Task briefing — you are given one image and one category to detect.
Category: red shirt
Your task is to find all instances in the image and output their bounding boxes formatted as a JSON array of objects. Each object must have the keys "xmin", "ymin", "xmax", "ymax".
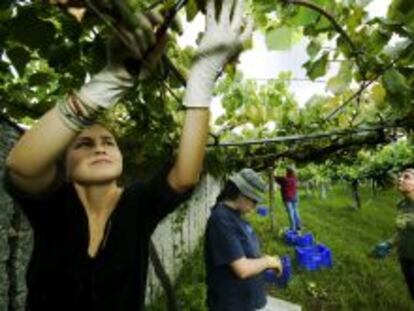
[{"xmin": 274, "ymin": 175, "xmax": 298, "ymax": 202}]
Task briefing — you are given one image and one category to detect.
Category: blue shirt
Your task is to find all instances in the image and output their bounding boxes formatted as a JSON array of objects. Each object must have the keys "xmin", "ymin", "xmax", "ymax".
[{"xmin": 204, "ymin": 203, "xmax": 266, "ymax": 311}]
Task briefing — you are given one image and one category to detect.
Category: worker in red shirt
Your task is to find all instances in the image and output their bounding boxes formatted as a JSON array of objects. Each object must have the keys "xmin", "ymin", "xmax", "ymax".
[{"xmin": 275, "ymin": 167, "xmax": 301, "ymax": 232}]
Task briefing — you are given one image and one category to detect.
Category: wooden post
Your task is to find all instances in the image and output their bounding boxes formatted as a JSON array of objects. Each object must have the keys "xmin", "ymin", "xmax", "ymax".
[
  {"xmin": 267, "ymin": 167, "xmax": 276, "ymax": 231},
  {"xmin": 351, "ymin": 179, "xmax": 361, "ymax": 209}
]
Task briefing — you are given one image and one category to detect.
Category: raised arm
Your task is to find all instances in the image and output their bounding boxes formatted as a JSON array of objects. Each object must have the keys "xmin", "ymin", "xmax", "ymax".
[
  {"xmin": 6, "ymin": 9, "xmax": 166, "ymax": 195},
  {"xmin": 167, "ymin": 0, "xmax": 253, "ymax": 192},
  {"xmin": 168, "ymin": 109, "xmax": 210, "ymax": 193},
  {"xmin": 5, "ymin": 108, "xmax": 79, "ymax": 195}
]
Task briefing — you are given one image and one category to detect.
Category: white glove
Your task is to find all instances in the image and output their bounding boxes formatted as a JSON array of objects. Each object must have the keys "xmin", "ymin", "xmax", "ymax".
[
  {"xmin": 183, "ymin": 0, "xmax": 253, "ymax": 108},
  {"xmin": 75, "ymin": 66, "xmax": 133, "ymax": 111},
  {"xmin": 57, "ymin": 8, "xmax": 166, "ymax": 131},
  {"xmin": 77, "ymin": 8, "xmax": 166, "ymax": 110}
]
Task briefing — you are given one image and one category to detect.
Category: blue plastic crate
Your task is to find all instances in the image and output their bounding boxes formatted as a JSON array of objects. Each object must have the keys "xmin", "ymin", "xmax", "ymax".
[
  {"xmin": 257, "ymin": 206, "xmax": 268, "ymax": 216},
  {"xmin": 284, "ymin": 230, "xmax": 314, "ymax": 247},
  {"xmin": 264, "ymin": 269, "xmax": 277, "ymax": 283},
  {"xmin": 276, "ymin": 256, "xmax": 292, "ymax": 287},
  {"xmin": 372, "ymin": 241, "xmax": 392, "ymax": 258},
  {"xmin": 296, "ymin": 233, "xmax": 314, "ymax": 247},
  {"xmin": 318, "ymin": 244, "xmax": 333, "ymax": 268},
  {"xmin": 284, "ymin": 230, "xmax": 298, "ymax": 245},
  {"xmin": 295, "ymin": 244, "xmax": 333, "ymax": 270},
  {"xmin": 263, "ymin": 255, "xmax": 292, "ymax": 288}
]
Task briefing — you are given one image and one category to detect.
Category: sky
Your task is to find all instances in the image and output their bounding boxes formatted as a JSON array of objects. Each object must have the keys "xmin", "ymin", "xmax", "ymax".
[{"xmin": 177, "ymin": 0, "xmax": 391, "ymax": 119}]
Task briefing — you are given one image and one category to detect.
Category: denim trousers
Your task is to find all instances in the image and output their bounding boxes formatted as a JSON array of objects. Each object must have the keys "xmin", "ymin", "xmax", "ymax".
[{"xmin": 285, "ymin": 199, "xmax": 301, "ymax": 231}]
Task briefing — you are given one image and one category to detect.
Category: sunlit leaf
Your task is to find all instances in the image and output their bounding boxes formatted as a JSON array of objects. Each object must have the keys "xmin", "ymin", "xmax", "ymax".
[
  {"xmin": 347, "ymin": 6, "xmax": 365, "ymax": 30},
  {"xmin": 265, "ymin": 26, "xmax": 302, "ymax": 51},
  {"xmin": 388, "ymin": 0, "xmax": 414, "ymax": 33},
  {"xmin": 290, "ymin": 7, "xmax": 319, "ymax": 27},
  {"xmin": 365, "ymin": 28, "xmax": 391, "ymax": 55},
  {"xmin": 306, "ymin": 40, "xmax": 322, "ymax": 60},
  {"xmin": 370, "ymin": 83, "xmax": 386, "ymax": 107},
  {"xmin": 326, "ymin": 62, "xmax": 352, "ymax": 94},
  {"xmin": 382, "ymin": 68, "xmax": 409, "ymax": 94},
  {"xmin": 185, "ymin": 0, "xmax": 198, "ymax": 21},
  {"xmin": 337, "ymin": 36, "xmax": 353, "ymax": 58},
  {"xmin": 303, "ymin": 52, "xmax": 329, "ymax": 80}
]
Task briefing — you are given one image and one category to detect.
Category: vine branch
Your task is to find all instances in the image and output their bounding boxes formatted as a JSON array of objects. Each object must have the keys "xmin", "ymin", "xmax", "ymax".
[
  {"xmin": 149, "ymin": 240, "xmax": 179, "ymax": 311},
  {"xmin": 84, "ymin": 0, "xmax": 188, "ymax": 104},
  {"xmin": 286, "ymin": 0, "xmax": 357, "ymax": 53},
  {"xmin": 207, "ymin": 119, "xmax": 408, "ymax": 148},
  {"xmin": 285, "ymin": 0, "xmax": 365, "ymax": 79},
  {"xmin": 249, "ymin": 130, "xmax": 389, "ymax": 170},
  {"xmin": 325, "ymin": 42, "xmax": 414, "ymax": 121}
]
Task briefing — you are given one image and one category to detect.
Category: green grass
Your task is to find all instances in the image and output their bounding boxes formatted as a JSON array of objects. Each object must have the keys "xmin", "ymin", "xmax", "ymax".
[{"xmin": 148, "ymin": 185, "xmax": 413, "ymax": 311}]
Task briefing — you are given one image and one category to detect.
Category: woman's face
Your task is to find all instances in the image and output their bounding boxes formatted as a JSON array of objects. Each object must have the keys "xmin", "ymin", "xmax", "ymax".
[
  {"xmin": 65, "ymin": 124, "xmax": 123, "ymax": 184},
  {"xmin": 237, "ymin": 195, "xmax": 257, "ymax": 214},
  {"xmin": 397, "ymin": 169, "xmax": 414, "ymax": 195}
]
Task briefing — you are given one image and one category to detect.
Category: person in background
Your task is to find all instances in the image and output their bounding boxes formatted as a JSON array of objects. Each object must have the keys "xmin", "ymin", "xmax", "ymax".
[
  {"xmin": 3, "ymin": 0, "xmax": 253, "ymax": 310},
  {"xmin": 274, "ymin": 166, "xmax": 301, "ymax": 232},
  {"xmin": 204, "ymin": 168, "xmax": 283, "ymax": 311},
  {"xmin": 375, "ymin": 168, "xmax": 414, "ymax": 301}
]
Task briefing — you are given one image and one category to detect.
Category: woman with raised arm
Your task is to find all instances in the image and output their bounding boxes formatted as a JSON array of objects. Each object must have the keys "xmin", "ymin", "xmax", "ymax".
[{"xmin": 4, "ymin": 0, "xmax": 252, "ymax": 310}]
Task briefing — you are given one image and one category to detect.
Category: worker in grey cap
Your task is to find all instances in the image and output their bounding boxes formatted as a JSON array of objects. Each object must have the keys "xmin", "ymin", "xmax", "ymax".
[{"xmin": 204, "ymin": 168, "xmax": 283, "ymax": 311}]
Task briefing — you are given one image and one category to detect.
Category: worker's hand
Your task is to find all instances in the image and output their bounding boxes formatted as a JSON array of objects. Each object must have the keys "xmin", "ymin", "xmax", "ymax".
[
  {"xmin": 106, "ymin": 21, "xmax": 167, "ymax": 79},
  {"xmin": 265, "ymin": 255, "xmax": 282, "ymax": 276},
  {"xmin": 76, "ymin": 7, "xmax": 167, "ymax": 106},
  {"xmin": 403, "ymin": 213, "xmax": 414, "ymax": 229},
  {"xmin": 395, "ymin": 213, "xmax": 414, "ymax": 230},
  {"xmin": 183, "ymin": 0, "xmax": 253, "ymax": 108},
  {"xmin": 108, "ymin": 1, "xmax": 183, "ymax": 78},
  {"xmin": 57, "ymin": 6, "xmax": 169, "ymax": 131}
]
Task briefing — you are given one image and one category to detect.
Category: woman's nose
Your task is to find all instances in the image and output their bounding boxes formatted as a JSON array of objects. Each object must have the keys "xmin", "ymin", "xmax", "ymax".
[{"xmin": 94, "ymin": 144, "xmax": 107, "ymax": 154}]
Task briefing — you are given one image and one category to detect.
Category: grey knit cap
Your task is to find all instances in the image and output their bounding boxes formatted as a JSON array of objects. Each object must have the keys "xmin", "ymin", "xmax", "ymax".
[{"xmin": 229, "ymin": 168, "xmax": 266, "ymax": 202}]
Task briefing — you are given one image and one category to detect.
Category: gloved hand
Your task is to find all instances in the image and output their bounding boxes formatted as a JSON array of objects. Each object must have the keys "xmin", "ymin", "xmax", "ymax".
[
  {"xmin": 275, "ymin": 255, "xmax": 291, "ymax": 287},
  {"xmin": 395, "ymin": 213, "xmax": 414, "ymax": 230},
  {"xmin": 77, "ymin": 7, "xmax": 166, "ymax": 107},
  {"xmin": 264, "ymin": 255, "xmax": 291, "ymax": 288},
  {"xmin": 57, "ymin": 7, "xmax": 167, "ymax": 131},
  {"xmin": 183, "ymin": 0, "xmax": 253, "ymax": 108},
  {"xmin": 372, "ymin": 241, "xmax": 392, "ymax": 258},
  {"xmin": 265, "ymin": 255, "xmax": 282, "ymax": 276}
]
